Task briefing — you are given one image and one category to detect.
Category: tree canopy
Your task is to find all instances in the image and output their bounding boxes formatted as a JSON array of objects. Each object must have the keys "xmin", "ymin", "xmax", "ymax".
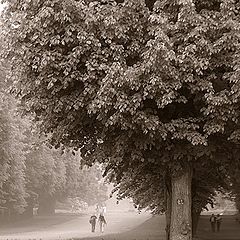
[
  {"xmin": 3, "ymin": 0, "xmax": 240, "ymax": 165},
  {"xmin": 2, "ymin": 0, "xmax": 240, "ymax": 238}
]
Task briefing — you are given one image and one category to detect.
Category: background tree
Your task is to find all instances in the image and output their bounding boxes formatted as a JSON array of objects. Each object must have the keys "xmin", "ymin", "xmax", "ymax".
[
  {"xmin": 65, "ymin": 161, "xmax": 108, "ymax": 206},
  {"xmin": 0, "ymin": 106, "xmax": 27, "ymax": 219},
  {"xmin": 0, "ymin": 59, "xmax": 107, "ymax": 219},
  {"xmin": 0, "ymin": 61, "xmax": 27, "ymax": 219},
  {"xmin": 25, "ymin": 140, "xmax": 108, "ymax": 215}
]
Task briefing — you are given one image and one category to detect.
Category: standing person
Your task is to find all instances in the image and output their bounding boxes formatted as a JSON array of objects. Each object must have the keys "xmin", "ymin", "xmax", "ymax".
[
  {"xmin": 89, "ymin": 214, "xmax": 97, "ymax": 232},
  {"xmin": 210, "ymin": 214, "xmax": 216, "ymax": 232},
  {"xmin": 216, "ymin": 214, "xmax": 222, "ymax": 232},
  {"xmin": 99, "ymin": 214, "xmax": 107, "ymax": 233},
  {"xmin": 96, "ymin": 203, "xmax": 100, "ymax": 214},
  {"xmin": 102, "ymin": 203, "xmax": 107, "ymax": 215}
]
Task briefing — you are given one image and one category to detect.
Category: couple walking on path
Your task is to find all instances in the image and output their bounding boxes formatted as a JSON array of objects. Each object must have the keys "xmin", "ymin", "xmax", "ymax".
[
  {"xmin": 89, "ymin": 214, "xmax": 107, "ymax": 233},
  {"xmin": 210, "ymin": 214, "xmax": 222, "ymax": 232}
]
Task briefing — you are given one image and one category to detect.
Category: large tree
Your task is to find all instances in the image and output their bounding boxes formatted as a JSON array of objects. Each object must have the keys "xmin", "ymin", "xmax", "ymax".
[{"xmin": 2, "ymin": 0, "xmax": 240, "ymax": 239}]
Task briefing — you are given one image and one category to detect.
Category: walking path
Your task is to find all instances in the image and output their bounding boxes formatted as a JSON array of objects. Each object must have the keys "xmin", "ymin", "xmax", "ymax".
[
  {"xmin": 76, "ymin": 214, "xmax": 240, "ymax": 240},
  {"xmin": 0, "ymin": 212, "xmax": 150, "ymax": 240},
  {"xmin": 0, "ymin": 213, "xmax": 239, "ymax": 240}
]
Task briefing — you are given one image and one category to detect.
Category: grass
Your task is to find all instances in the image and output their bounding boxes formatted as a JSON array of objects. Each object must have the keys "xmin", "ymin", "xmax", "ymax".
[
  {"xmin": 196, "ymin": 215, "xmax": 240, "ymax": 240},
  {"xmin": 0, "ymin": 214, "xmax": 77, "ymax": 235}
]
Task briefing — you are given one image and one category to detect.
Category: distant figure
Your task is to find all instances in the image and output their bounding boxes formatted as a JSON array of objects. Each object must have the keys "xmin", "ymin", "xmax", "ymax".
[
  {"xmin": 216, "ymin": 214, "xmax": 222, "ymax": 232},
  {"xmin": 96, "ymin": 203, "xmax": 103, "ymax": 215},
  {"xmin": 102, "ymin": 204, "xmax": 107, "ymax": 215},
  {"xmin": 96, "ymin": 202, "xmax": 106, "ymax": 216},
  {"xmin": 210, "ymin": 214, "xmax": 216, "ymax": 232},
  {"xmin": 99, "ymin": 214, "xmax": 107, "ymax": 233},
  {"xmin": 89, "ymin": 214, "xmax": 97, "ymax": 232},
  {"xmin": 96, "ymin": 203, "xmax": 101, "ymax": 213}
]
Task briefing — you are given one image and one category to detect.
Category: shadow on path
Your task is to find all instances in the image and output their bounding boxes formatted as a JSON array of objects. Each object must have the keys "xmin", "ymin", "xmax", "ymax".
[{"xmin": 196, "ymin": 215, "xmax": 240, "ymax": 240}]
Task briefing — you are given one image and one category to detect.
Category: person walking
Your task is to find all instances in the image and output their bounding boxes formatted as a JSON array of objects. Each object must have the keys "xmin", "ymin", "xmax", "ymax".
[
  {"xmin": 216, "ymin": 214, "xmax": 222, "ymax": 232},
  {"xmin": 210, "ymin": 214, "xmax": 216, "ymax": 232},
  {"xmin": 99, "ymin": 214, "xmax": 107, "ymax": 233},
  {"xmin": 89, "ymin": 214, "xmax": 97, "ymax": 232}
]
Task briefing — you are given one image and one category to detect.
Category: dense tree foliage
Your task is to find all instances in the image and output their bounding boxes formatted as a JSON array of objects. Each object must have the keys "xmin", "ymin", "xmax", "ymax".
[{"xmin": 2, "ymin": 0, "xmax": 240, "ymax": 239}]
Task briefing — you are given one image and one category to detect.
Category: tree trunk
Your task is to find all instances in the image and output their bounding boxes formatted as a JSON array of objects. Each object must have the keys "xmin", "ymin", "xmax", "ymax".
[
  {"xmin": 22, "ymin": 205, "xmax": 34, "ymax": 218},
  {"xmin": 37, "ymin": 195, "xmax": 56, "ymax": 215},
  {"xmin": 22, "ymin": 197, "xmax": 35, "ymax": 218},
  {"xmin": 192, "ymin": 210, "xmax": 201, "ymax": 237},
  {"xmin": 165, "ymin": 175, "xmax": 172, "ymax": 240},
  {"xmin": 170, "ymin": 167, "xmax": 192, "ymax": 240}
]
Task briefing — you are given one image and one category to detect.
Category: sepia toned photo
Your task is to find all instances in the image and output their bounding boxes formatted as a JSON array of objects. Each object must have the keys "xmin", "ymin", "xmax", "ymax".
[{"xmin": 0, "ymin": 1, "xmax": 240, "ymax": 240}]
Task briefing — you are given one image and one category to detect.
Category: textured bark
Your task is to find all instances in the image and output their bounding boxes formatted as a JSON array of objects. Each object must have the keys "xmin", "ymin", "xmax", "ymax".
[
  {"xmin": 165, "ymin": 175, "xmax": 172, "ymax": 240},
  {"xmin": 192, "ymin": 210, "xmax": 201, "ymax": 236},
  {"xmin": 170, "ymin": 167, "xmax": 192, "ymax": 240}
]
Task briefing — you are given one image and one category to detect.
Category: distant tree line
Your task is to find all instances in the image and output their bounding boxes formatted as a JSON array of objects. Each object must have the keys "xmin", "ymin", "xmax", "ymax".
[{"xmin": 0, "ymin": 66, "xmax": 107, "ymax": 221}]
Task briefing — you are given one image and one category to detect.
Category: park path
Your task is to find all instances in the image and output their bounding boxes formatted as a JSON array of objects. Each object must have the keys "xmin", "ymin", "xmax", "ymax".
[{"xmin": 0, "ymin": 211, "xmax": 151, "ymax": 240}]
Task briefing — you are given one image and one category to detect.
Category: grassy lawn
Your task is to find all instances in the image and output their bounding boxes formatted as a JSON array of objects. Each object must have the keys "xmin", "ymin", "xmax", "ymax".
[{"xmin": 0, "ymin": 214, "xmax": 77, "ymax": 235}]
